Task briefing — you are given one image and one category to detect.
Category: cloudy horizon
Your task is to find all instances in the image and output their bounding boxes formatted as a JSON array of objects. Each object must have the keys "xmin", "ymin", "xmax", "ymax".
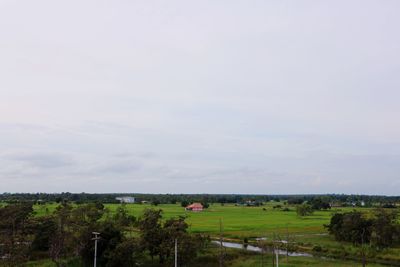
[{"xmin": 1, "ymin": 1, "xmax": 400, "ymax": 194}]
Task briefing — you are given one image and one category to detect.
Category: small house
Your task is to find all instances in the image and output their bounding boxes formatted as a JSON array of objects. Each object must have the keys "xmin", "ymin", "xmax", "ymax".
[{"xmin": 185, "ymin": 203, "xmax": 203, "ymax": 212}]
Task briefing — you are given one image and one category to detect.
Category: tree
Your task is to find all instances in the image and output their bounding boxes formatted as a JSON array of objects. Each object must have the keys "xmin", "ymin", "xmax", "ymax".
[
  {"xmin": 49, "ymin": 202, "xmax": 73, "ymax": 267},
  {"xmin": 325, "ymin": 211, "xmax": 372, "ymax": 245},
  {"xmin": 66, "ymin": 202, "xmax": 126, "ymax": 267},
  {"xmin": 370, "ymin": 209, "xmax": 400, "ymax": 248},
  {"xmin": 0, "ymin": 201, "xmax": 209, "ymax": 267},
  {"xmin": 151, "ymin": 200, "xmax": 160, "ymax": 206},
  {"xmin": 296, "ymin": 204, "xmax": 314, "ymax": 217},
  {"xmin": 325, "ymin": 210, "xmax": 388, "ymax": 267},
  {"xmin": 138, "ymin": 209, "xmax": 209, "ymax": 265},
  {"xmin": 158, "ymin": 215, "xmax": 208, "ymax": 265},
  {"xmin": 104, "ymin": 237, "xmax": 143, "ymax": 267},
  {"xmin": 175, "ymin": 233, "xmax": 208, "ymax": 266},
  {"xmin": 112, "ymin": 204, "xmax": 136, "ymax": 228},
  {"xmin": 309, "ymin": 197, "xmax": 331, "ymax": 210},
  {"xmin": 79, "ymin": 221, "xmax": 124, "ymax": 267},
  {"xmin": 138, "ymin": 209, "xmax": 163, "ymax": 261},
  {"xmin": 0, "ymin": 203, "xmax": 33, "ymax": 266},
  {"xmin": 160, "ymin": 216, "xmax": 189, "ymax": 263},
  {"xmin": 181, "ymin": 200, "xmax": 189, "ymax": 207},
  {"xmin": 326, "ymin": 209, "xmax": 400, "ymax": 249},
  {"xmin": 201, "ymin": 202, "xmax": 210, "ymax": 209},
  {"xmin": 31, "ymin": 216, "xmax": 57, "ymax": 252}
]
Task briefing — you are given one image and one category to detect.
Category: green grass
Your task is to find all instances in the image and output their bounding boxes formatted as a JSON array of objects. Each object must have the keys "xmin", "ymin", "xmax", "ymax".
[
  {"xmin": 99, "ymin": 203, "xmax": 359, "ymax": 238},
  {"xmin": 32, "ymin": 203, "xmax": 372, "ymax": 240}
]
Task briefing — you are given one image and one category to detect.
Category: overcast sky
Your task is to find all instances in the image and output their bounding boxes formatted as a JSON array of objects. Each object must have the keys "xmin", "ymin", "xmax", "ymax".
[{"xmin": 1, "ymin": 1, "xmax": 399, "ymax": 194}]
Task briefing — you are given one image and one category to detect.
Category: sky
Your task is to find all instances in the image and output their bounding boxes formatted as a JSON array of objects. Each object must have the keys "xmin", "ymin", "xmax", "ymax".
[{"xmin": 0, "ymin": 1, "xmax": 399, "ymax": 194}]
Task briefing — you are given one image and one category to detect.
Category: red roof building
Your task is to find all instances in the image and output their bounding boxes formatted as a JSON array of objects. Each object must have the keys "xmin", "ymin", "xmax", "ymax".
[{"xmin": 185, "ymin": 203, "xmax": 203, "ymax": 212}]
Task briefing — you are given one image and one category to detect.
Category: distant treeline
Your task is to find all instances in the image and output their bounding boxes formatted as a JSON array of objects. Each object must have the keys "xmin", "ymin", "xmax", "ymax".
[{"xmin": 1, "ymin": 193, "xmax": 399, "ymax": 206}]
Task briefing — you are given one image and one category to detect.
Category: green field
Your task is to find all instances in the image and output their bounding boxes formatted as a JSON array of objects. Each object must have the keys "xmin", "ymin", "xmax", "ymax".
[{"xmin": 34, "ymin": 202, "xmax": 346, "ymax": 237}]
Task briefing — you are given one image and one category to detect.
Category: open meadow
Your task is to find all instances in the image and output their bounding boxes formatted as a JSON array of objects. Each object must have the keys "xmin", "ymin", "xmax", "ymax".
[{"xmin": 34, "ymin": 202, "xmax": 344, "ymax": 237}]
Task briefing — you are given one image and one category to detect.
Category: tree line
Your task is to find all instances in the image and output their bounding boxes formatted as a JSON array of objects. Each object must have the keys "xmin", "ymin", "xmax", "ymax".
[{"xmin": 1, "ymin": 193, "xmax": 399, "ymax": 207}]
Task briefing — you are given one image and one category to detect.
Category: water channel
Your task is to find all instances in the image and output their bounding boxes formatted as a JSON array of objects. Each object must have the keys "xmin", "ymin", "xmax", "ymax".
[{"xmin": 212, "ymin": 241, "xmax": 313, "ymax": 257}]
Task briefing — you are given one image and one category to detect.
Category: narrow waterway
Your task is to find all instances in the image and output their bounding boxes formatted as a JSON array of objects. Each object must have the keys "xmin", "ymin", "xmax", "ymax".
[{"xmin": 211, "ymin": 241, "xmax": 313, "ymax": 257}]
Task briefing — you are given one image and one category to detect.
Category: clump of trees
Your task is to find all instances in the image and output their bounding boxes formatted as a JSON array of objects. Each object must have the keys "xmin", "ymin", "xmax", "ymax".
[
  {"xmin": 0, "ymin": 203, "xmax": 33, "ymax": 266},
  {"xmin": 33, "ymin": 202, "xmax": 134, "ymax": 267},
  {"xmin": 139, "ymin": 209, "xmax": 208, "ymax": 265},
  {"xmin": 294, "ymin": 197, "xmax": 331, "ymax": 217},
  {"xmin": 326, "ymin": 209, "xmax": 400, "ymax": 249},
  {"xmin": 296, "ymin": 203, "xmax": 314, "ymax": 217},
  {"xmin": 309, "ymin": 197, "xmax": 331, "ymax": 210},
  {"xmin": 0, "ymin": 202, "xmax": 209, "ymax": 267}
]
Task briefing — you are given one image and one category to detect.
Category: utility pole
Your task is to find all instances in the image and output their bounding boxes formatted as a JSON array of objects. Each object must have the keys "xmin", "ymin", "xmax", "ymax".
[
  {"xmin": 273, "ymin": 232, "xmax": 279, "ymax": 267},
  {"xmin": 276, "ymin": 249, "xmax": 279, "ymax": 267},
  {"xmin": 92, "ymin": 232, "xmax": 100, "ymax": 267},
  {"xmin": 276, "ymin": 232, "xmax": 280, "ymax": 267},
  {"xmin": 286, "ymin": 224, "xmax": 289, "ymax": 263},
  {"xmin": 272, "ymin": 233, "xmax": 275, "ymax": 267},
  {"xmin": 219, "ymin": 218, "xmax": 224, "ymax": 267},
  {"xmin": 361, "ymin": 229, "xmax": 366, "ymax": 267},
  {"xmin": 272, "ymin": 247, "xmax": 275, "ymax": 266},
  {"xmin": 175, "ymin": 238, "xmax": 178, "ymax": 267}
]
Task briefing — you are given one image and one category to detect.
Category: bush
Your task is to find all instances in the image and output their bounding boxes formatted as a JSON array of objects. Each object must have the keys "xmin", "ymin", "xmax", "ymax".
[
  {"xmin": 296, "ymin": 204, "xmax": 314, "ymax": 217},
  {"xmin": 312, "ymin": 245, "xmax": 322, "ymax": 252}
]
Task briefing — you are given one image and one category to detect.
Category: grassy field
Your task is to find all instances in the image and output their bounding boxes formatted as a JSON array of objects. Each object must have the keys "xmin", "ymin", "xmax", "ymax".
[
  {"xmin": 32, "ymin": 202, "xmax": 373, "ymax": 247},
  {"xmin": 34, "ymin": 202, "xmax": 354, "ymax": 238}
]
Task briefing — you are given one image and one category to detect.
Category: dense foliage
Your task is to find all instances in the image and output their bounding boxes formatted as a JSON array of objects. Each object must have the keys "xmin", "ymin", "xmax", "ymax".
[
  {"xmin": 326, "ymin": 209, "xmax": 400, "ymax": 248},
  {"xmin": 0, "ymin": 202, "xmax": 208, "ymax": 267},
  {"xmin": 0, "ymin": 203, "xmax": 33, "ymax": 266}
]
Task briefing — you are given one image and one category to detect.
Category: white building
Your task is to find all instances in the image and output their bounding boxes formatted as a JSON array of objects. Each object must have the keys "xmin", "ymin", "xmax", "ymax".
[{"xmin": 116, "ymin": 196, "xmax": 135, "ymax": 203}]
